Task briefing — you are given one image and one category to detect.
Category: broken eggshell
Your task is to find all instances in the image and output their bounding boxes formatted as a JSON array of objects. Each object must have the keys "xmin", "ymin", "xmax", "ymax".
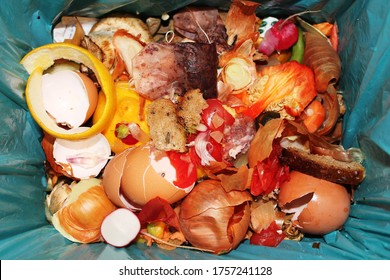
[
  {"xmin": 42, "ymin": 69, "xmax": 98, "ymax": 129},
  {"xmin": 278, "ymin": 171, "xmax": 351, "ymax": 235},
  {"xmin": 102, "ymin": 144, "xmax": 194, "ymax": 211},
  {"xmin": 53, "ymin": 127, "xmax": 111, "ymax": 179}
]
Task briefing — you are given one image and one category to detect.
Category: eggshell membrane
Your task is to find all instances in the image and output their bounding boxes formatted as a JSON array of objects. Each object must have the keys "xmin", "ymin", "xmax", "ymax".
[
  {"xmin": 278, "ymin": 171, "xmax": 351, "ymax": 235},
  {"xmin": 103, "ymin": 144, "xmax": 190, "ymax": 209}
]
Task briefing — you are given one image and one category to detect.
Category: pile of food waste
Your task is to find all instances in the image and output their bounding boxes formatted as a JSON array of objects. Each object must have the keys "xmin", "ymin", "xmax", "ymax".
[{"xmin": 20, "ymin": 0, "xmax": 365, "ymax": 254}]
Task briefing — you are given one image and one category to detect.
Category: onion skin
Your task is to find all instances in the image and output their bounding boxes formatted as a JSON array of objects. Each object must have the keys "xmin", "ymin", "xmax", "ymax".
[
  {"xmin": 179, "ymin": 179, "xmax": 251, "ymax": 254},
  {"xmin": 303, "ymin": 32, "xmax": 341, "ymax": 93},
  {"xmin": 56, "ymin": 185, "xmax": 117, "ymax": 243}
]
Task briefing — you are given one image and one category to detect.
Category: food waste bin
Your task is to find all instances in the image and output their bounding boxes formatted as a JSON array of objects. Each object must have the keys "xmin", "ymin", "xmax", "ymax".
[{"xmin": 0, "ymin": 0, "xmax": 389, "ymax": 260}]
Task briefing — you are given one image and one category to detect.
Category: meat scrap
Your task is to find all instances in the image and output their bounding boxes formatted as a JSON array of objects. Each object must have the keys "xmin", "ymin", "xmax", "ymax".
[
  {"xmin": 173, "ymin": 6, "xmax": 231, "ymax": 53},
  {"xmin": 132, "ymin": 42, "xmax": 218, "ymax": 100}
]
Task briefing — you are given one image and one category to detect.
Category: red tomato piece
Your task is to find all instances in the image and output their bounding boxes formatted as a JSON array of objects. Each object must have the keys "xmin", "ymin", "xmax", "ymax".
[
  {"xmin": 115, "ymin": 123, "xmax": 139, "ymax": 145},
  {"xmin": 250, "ymin": 221, "xmax": 285, "ymax": 247},
  {"xmin": 166, "ymin": 151, "xmax": 197, "ymax": 189},
  {"xmin": 250, "ymin": 146, "xmax": 290, "ymax": 196},
  {"xmin": 202, "ymin": 99, "xmax": 235, "ymax": 131}
]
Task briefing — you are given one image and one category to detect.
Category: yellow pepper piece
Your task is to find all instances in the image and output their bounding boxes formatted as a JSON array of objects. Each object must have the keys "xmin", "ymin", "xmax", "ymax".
[{"xmin": 93, "ymin": 81, "xmax": 150, "ymax": 154}]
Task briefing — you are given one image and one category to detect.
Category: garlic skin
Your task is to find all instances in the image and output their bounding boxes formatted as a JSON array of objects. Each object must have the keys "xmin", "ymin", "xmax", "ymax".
[{"xmin": 45, "ymin": 181, "xmax": 73, "ymax": 222}]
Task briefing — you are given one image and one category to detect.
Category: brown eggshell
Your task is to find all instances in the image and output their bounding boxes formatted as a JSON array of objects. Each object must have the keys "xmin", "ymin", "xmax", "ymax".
[
  {"xmin": 103, "ymin": 144, "xmax": 189, "ymax": 209},
  {"xmin": 120, "ymin": 145, "xmax": 188, "ymax": 206},
  {"xmin": 41, "ymin": 133, "xmax": 65, "ymax": 174},
  {"xmin": 102, "ymin": 148, "xmax": 134, "ymax": 208},
  {"xmin": 278, "ymin": 171, "xmax": 351, "ymax": 235},
  {"xmin": 76, "ymin": 71, "xmax": 98, "ymax": 122}
]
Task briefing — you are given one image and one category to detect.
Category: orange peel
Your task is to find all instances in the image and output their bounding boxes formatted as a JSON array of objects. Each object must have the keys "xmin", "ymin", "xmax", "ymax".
[{"xmin": 20, "ymin": 42, "xmax": 116, "ymax": 140}]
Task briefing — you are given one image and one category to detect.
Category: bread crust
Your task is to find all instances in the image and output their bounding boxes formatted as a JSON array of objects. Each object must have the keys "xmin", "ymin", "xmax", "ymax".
[{"xmin": 279, "ymin": 147, "xmax": 365, "ymax": 185}]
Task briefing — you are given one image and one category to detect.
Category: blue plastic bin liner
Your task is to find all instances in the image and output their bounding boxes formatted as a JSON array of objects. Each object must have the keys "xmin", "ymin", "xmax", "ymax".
[{"xmin": 0, "ymin": 0, "xmax": 389, "ymax": 259}]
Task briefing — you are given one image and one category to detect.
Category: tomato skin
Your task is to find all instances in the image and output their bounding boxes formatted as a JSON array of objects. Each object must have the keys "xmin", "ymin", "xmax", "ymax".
[
  {"xmin": 166, "ymin": 151, "xmax": 197, "ymax": 189},
  {"xmin": 201, "ymin": 99, "xmax": 235, "ymax": 131},
  {"xmin": 188, "ymin": 99, "xmax": 235, "ymax": 167},
  {"xmin": 302, "ymin": 100, "xmax": 326, "ymax": 133},
  {"xmin": 250, "ymin": 145, "xmax": 290, "ymax": 196},
  {"xmin": 250, "ymin": 221, "xmax": 285, "ymax": 247}
]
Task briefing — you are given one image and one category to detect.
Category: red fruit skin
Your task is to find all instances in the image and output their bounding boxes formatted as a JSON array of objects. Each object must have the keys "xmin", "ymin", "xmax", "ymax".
[
  {"xmin": 273, "ymin": 20, "xmax": 298, "ymax": 51},
  {"xmin": 258, "ymin": 19, "xmax": 299, "ymax": 55},
  {"xmin": 259, "ymin": 30, "xmax": 280, "ymax": 55}
]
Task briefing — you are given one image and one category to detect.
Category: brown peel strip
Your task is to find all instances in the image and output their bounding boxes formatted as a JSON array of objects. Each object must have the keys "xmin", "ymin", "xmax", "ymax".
[
  {"xmin": 303, "ymin": 32, "xmax": 341, "ymax": 92},
  {"xmin": 316, "ymin": 91, "xmax": 340, "ymax": 136},
  {"xmin": 247, "ymin": 118, "xmax": 285, "ymax": 167}
]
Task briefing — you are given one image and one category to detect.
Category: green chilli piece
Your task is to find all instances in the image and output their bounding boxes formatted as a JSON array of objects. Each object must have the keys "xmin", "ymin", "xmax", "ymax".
[{"xmin": 290, "ymin": 27, "xmax": 305, "ymax": 63}]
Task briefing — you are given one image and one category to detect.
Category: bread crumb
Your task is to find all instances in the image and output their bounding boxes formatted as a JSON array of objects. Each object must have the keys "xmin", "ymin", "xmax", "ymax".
[
  {"xmin": 146, "ymin": 98, "xmax": 187, "ymax": 152},
  {"xmin": 177, "ymin": 89, "xmax": 208, "ymax": 133}
]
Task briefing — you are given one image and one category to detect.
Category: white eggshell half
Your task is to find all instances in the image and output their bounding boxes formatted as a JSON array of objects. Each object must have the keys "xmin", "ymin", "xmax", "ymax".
[
  {"xmin": 53, "ymin": 127, "xmax": 111, "ymax": 179},
  {"xmin": 42, "ymin": 69, "xmax": 97, "ymax": 128}
]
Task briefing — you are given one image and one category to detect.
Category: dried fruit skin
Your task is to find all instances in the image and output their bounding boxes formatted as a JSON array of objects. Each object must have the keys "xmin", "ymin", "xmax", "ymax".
[{"xmin": 303, "ymin": 32, "xmax": 341, "ymax": 92}]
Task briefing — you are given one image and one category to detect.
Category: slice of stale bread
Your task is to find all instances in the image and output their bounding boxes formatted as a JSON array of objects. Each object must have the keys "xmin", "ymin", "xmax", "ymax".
[
  {"xmin": 146, "ymin": 98, "xmax": 187, "ymax": 152},
  {"xmin": 279, "ymin": 147, "xmax": 366, "ymax": 185}
]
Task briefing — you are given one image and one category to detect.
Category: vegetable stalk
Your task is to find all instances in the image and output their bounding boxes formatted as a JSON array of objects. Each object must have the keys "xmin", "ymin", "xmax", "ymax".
[{"xmin": 290, "ymin": 27, "xmax": 304, "ymax": 63}]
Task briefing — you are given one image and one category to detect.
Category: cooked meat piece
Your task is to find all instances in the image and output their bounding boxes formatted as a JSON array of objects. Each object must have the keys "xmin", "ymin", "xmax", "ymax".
[
  {"xmin": 173, "ymin": 6, "xmax": 231, "ymax": 53},
  {"xmin": 132, "ymin": 42, "xmax": 218, "ymax": 100},
  {"xmin": 223, "ymin": 115, "xmax": 256, "ymax": 162}
]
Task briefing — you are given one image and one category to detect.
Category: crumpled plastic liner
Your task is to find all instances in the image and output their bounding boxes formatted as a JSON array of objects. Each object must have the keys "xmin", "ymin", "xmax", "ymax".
[{"xmin": 0, "ymin": 0, "xmax": 389, "ymax": 260}]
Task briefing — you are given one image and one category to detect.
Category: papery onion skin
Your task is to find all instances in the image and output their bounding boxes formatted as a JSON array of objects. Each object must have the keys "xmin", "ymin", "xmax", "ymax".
[
  {"xmin": 179, "ymin": 179, "xmax": 251, "ymax": 254},
  {"xmin": 56, "ymin": 185, "xmax": 117, "ymax": 243},
  {"xmin": 303, "ymin": 32, "xmax": 341, "ymax": 93}
]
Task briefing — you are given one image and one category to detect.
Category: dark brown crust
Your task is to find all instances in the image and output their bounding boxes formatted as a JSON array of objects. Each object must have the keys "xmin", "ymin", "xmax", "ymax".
[{"xmin": 279, "ymin": 148, "xmax": 365, "ymax": 185}]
